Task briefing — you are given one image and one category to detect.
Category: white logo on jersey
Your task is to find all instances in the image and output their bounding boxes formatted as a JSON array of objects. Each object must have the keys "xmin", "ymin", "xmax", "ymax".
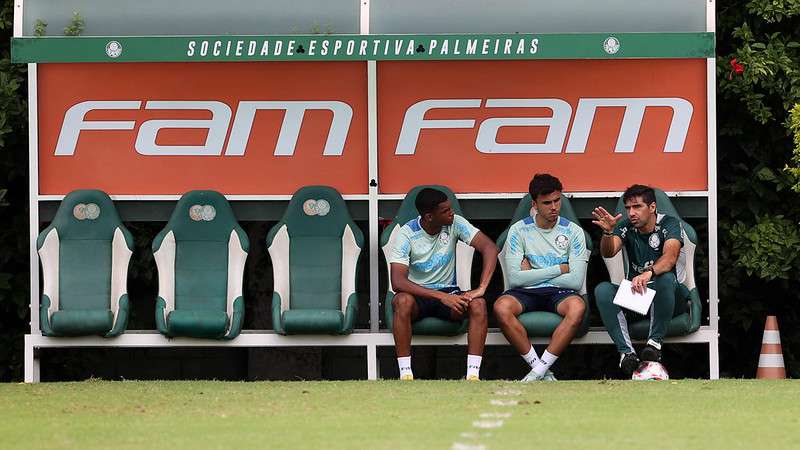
[
  {"xmin": 439, "ymin": 231, "xmax": 450, "ymax": 244},
  {"xmin": 555, "ymin": 234, "xmax": 569, "ymax": 250},
  {"xmin": 649, "ymin": 233, "xmax": 661, "ymax": 249}
]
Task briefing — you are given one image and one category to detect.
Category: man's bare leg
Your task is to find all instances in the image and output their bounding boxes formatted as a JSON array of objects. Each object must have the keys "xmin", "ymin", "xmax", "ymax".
[
  {"xmin": 458, "ymin": 298, "xmax": 488, "ymax": 379},
  {"xmin": 528, "ymin": 296, "xmax": 586, "ymax": 378},
  {"xmin": 493, "ymin": 295, "xmax": 529, "ymax": 354},
  {"xmin": 392, "ymin": 293, "xmax": 419, "ymax": 379},
  {"xmin": 547, "ymin": 296, "xmax": 586, "ymax": 356}
]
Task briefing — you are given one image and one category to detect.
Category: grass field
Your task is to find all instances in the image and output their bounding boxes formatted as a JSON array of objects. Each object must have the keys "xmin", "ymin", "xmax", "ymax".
[{"xmin": 1, "ymin": 379, "xmax": 798, "ymax": 450}]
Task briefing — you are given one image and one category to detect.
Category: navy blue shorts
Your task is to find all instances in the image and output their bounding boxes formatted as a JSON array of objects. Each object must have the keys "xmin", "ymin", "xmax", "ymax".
[
  {"xmin": 414, "ymin": 287, "xmax": 463, "ymax": 322},
  {"xmin": 502, "ymin": 287, "xmax": 579, "ymax": 314}
]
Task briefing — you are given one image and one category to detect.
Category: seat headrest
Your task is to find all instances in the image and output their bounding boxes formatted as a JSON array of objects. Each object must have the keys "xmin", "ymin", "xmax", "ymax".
[
  {"xmin": 509, "ymin": 193, "xmax": 580, "ymax": 226},
  {"xmin": 498, "ymin": 193, "xmax": 590, "ymax": 249},
  {"xmin": 166, "ymin": 190, "xmax": 240, "ymax": 241},
  {"xmin": 44, "ymin": 190, "xmax": 123, "ymax": 241},
  {"xmin": 280, "ymin": 186, "xmax": 360, "ymax": 239},
  {"xmin": 614, "ymin": 188, "xmax": 681, "ymax": 219},
  {"xmin": 391, "ymin": 185, "xmax": 464, "ymax": 225}
]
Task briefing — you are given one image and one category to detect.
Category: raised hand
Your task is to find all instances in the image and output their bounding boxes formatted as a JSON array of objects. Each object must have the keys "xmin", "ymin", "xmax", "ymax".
[{"xmin": 591, "ymin": 206, "xmax": 623, "ymax": 233}]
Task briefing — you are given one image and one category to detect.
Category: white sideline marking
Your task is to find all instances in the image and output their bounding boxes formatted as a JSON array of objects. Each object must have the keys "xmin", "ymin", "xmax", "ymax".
[
  {"xmin": 459, "ymin": 432, "xmax": 493, "ymax": 439},
  {"xmin": 492, "ymin": 389, "xmax": 522, "ymax": 396},
  {"xmin": 480, "ymin": 412, "xmax": 512, "ymax": 419},
  {"xmin": 473, "ymin": 420, "xmax": 504, "ymax": 429},
  {"xmin": 490, "ymin": 399, "xmax": 518, "ymax": 406},
  {"xmin": 452, "ymin": 444, "xmax": 486, "ymax": 450}
]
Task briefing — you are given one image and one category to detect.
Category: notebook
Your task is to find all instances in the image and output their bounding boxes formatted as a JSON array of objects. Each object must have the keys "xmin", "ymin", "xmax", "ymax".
[{"xmin": 612, "ymin": 279, "xmax": 656, "ymax": 315}]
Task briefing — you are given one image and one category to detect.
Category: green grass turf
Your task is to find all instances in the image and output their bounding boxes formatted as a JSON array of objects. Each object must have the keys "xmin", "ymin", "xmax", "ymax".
[{"xmin": 0, "ymin": 379, "xmax": 798, "ymax": 450}]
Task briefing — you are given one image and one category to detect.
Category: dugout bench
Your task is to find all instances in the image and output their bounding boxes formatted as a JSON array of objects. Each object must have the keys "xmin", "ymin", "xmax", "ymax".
[{"xmin": 24, "ymin": 188, "xmax": 719, "ymax": 382}]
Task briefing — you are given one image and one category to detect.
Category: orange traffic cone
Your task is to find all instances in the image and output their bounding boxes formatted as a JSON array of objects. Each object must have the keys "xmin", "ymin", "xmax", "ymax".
[{"xmin": 756, "ymin": 315, "xmax": 786, "ymax": 379}]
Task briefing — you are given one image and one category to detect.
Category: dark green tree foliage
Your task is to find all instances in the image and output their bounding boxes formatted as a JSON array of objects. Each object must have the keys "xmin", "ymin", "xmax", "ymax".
[
  {"xmin": 717, "ymin": 1, "xmax": 800, "ymax": 376},
  {"xmin": 0, "ymin": 0, "xmax": 30, "ymax": 381}
]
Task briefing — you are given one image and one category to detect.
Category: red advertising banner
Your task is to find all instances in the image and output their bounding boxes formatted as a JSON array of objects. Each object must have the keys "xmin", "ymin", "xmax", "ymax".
[
  {"xmin": 378, "ymin": 59, "xmax": 708, "ymax": 193},
  {"xmin": 37, "ymin": 59, "xmax": 707, "ymax": 195},
  {"xmin": 37, "ymin": 62, "xmax": 369, "ymax": 195}
]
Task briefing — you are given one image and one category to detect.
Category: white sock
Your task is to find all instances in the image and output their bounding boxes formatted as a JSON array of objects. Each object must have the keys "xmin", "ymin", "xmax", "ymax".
[
  {"xmin": 521, "ymin": 346, "xmax": 539, "ymax": 368},
  {"xmin": 532, "ymin": 350, "xmax": 559, "ymax": 377},
  {"xmin": 647, "ymin": 339, "xmax": 662, "ymax": 350},
  {"xmin": 466, "ymin": 355, "xmax": 482, "ymax": 379},
  {"xmin": 398, "ymin": 356, "xmax": 412, "ymax": 378}
]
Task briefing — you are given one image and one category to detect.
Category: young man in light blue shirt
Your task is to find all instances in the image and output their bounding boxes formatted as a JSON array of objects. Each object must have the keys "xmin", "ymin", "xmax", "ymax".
[
  {"xmin": 389, "ymin": 188, "xmax": 498, "ymax": 380},
  {"xmin": 494, "ymin": 174, "xmax": 589, "ymax": 381}
]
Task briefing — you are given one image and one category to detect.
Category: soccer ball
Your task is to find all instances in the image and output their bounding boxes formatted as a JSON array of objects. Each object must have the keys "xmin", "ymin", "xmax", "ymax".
[{"xmin": 632, "ymin": 361, "xmax": 669, "ymax": 381}]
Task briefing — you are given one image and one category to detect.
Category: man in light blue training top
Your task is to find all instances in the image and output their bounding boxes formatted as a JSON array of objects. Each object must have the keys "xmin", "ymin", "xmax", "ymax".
[
  {"xmin": 388, "ymin": 188, "xmax": 498, "ymax": 381},
  {"xmin": 494, "ymin": 174, "xmax": 588, "ymax": 381}
]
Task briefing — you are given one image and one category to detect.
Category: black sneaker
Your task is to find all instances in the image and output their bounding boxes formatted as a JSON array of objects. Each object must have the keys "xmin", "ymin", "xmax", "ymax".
[
  {"xmin": 640, "ymin": 344, "xmax": 662, "ymax": 362},
  {"xmin": 619, "ymin": 352, "xmax": 641, "ymax": 377}
]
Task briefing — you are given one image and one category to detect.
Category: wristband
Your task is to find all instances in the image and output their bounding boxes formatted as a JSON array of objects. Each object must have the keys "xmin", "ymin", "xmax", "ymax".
[{"xmin": 602, "ymin": 231, "xmax": 614, "ymax": 236}]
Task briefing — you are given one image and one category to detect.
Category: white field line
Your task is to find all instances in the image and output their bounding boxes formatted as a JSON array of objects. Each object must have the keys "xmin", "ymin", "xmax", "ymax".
[
  {"xmin": 452, "ymin": 444, "xmax": 487, "ymax": 450},
  {"xmin": 453, "ymin": 386, "xmax": 525, "ymax": 449},
  {"xmin": 492, "ymin": 389, "xmax": 522, "ymax": 396},
  {"xmin": 490, "ymin": 399, "xmax": 519, "ymax": 406},
  {"xmin": 459, "ymin": 432, "xmax": 493, "ymax": 439},
  {"xmin": 479, "ymin": 412, "xmax": 512, "ymax": 419},
  {"xmin": 472, "ymin": 420, "xmax": 504, "ymax": 429}
]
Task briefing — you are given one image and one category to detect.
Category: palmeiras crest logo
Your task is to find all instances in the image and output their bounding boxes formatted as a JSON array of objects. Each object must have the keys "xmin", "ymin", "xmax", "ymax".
[
  {"xmin": 603, "ymin": 36, "xmax": 620, "ymax": 55},
  {"xmin": 649, "ymin": 233, "xmax": 661, "ymax": 249},
  {"xmin": 106, "ymin": 41, "xmax": 123, "ymax": 58},
  {"xmin": 555, "ymin": 234, "xmax": 569, "ymax": 250}
]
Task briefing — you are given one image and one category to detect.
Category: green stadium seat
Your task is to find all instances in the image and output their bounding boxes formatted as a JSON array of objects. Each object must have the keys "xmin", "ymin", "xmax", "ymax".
[
  {"xmin": 602, "ymin": 189, "xmax": 702, "ymax": 338},
  {"xmin": 153, "ymin": 191, "xmax": 249, "ymax": 340},
  {"xmin": 496, "ymin": 194, "xmax": 592, "ymax": 337},
  {"xmin": 267, "ymin": 186, "xmax": 363, "ymax": 335},
  {"xmin": 37, "ymin": 190, "xmax": 133, "ymax": 337},
  {"xmin": 380, "ymin": 185, "xmax": 473, "ymax": 336}
]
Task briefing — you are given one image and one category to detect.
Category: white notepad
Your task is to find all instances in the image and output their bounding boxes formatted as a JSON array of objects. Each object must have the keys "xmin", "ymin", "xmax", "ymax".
[{"xmin": 612, "ymin": 279, "xmax": 656, "ymax": 315}]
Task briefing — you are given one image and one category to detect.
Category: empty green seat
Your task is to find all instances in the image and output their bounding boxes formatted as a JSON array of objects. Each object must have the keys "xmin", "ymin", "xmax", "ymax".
[
  {"xmin": 37, "ymin": 190, "xmax": 133, "ymax": 337},
  {"xmin": 267, "ymin": 186, "xmax": 363, "ymax": 335},
  {"xmin": 380, "ymin": 185, "xmax": 473, "ymax": 336},
  {"xmin": 496, "ymin": 194, "xmax": 592, "ymax": 337},
  {"xmin": 153, "ymin": 191, "xmax": 249, "ymax": 340},
  {"xmin": 602, "ymin": 189, "xmax": 702, "ymax": 338}
]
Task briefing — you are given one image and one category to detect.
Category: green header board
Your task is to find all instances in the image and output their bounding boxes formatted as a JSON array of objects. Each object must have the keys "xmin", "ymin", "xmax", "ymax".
[{"xmin": 12, "ymin": 32, "xmax": 714, "ymax": 63}]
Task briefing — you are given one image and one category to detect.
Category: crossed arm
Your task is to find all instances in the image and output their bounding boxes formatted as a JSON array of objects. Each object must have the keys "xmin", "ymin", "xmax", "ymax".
[{"xmin": 505, "ymin": 233, "xmax": 587, "ymax": 291}]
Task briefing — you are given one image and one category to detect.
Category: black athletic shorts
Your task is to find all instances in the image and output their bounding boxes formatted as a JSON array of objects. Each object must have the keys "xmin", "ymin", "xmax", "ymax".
[
  {"xmin": 414, "ymin": 287, "xmax": 463, "ymax": 322},
  {"xmin": 502, "ymin": 287, "xmax": 578, "ymax": 314}
]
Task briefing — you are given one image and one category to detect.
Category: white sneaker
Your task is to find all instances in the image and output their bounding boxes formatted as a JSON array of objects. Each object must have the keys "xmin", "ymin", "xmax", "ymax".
[
  {"xmin": 520, "ymin": 369, "xmax": 557, "ymax": 382},
  {"xmin": 520, "ymin": 368, "xmax": 543, "ymax": 382}
]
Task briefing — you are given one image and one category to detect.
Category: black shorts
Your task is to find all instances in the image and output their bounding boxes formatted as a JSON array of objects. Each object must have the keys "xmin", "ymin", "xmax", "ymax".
[
  {"xmin": 502, "ymin": 287, "xmax": 579, "ymax": 314},
  {"xmin": 414, "ymin": 287, "xmax": 463, "ymax": 322}
]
